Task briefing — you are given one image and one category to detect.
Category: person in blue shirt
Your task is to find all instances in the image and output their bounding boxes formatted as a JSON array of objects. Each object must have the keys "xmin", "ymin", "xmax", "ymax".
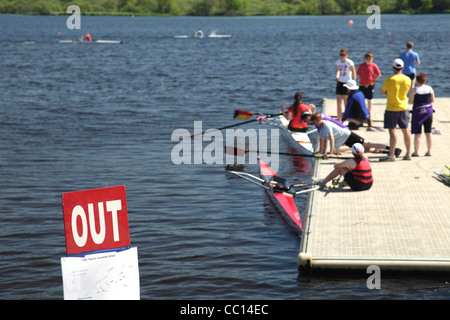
[{"xmin": 399, "ymin": 41, "xmax": 420, "ymax": 88}]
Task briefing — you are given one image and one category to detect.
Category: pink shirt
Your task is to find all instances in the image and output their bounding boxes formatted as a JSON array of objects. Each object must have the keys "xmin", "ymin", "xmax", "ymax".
[{"xmin": 357, "ymin": 62, "xmax": 381, "ymax": 85}]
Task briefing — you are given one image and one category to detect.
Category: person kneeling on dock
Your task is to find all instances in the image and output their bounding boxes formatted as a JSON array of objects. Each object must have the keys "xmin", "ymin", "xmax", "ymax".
[
  {"xmin": 308, "ymin": 113, "xmax": 401, "ymax": 159},
  {"xmin": 316, "ymin": 143, "xmax": 373, "ymax": 191}
]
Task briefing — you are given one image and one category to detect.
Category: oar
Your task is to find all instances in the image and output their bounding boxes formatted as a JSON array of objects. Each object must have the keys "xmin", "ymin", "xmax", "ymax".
[
  {"xmin": 225, "ymin": 146, "xmax": 325, "ymax": 159},
  {"xmin": 225, "ymin": 146, "xmax": 351, "ymax": 159},
  {"xmin": 184, "ymin": 112, "xmax": 282, "ymax": 138}
]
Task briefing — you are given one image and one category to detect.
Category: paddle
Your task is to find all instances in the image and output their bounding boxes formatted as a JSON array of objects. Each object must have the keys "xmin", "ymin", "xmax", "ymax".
[
  {"xmin": 184, "ymin": 112, "xmax": 282, "ymax": 138},
  {"xmin": 225, "ymin": 146, "xmax": 351, "ymax": 159},
  {"xmin": 225, "ymin": 146, "xmax": 325, "ymax": 159}
]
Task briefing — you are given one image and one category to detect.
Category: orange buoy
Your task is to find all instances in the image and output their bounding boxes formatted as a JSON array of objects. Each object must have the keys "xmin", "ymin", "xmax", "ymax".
[{"xmin": 348, "ymin": 20, "xmax": 354, "ymax": 25}]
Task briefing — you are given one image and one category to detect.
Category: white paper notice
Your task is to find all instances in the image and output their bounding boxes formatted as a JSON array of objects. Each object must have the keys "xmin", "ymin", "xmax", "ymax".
[{"xmin": 61, "ymin": 247, "xmax": 140, "ymax": 300}]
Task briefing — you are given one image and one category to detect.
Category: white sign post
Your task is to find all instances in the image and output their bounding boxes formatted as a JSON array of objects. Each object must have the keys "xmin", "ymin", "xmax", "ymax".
[{"xmin": 60, "ymin": 186, "xmax": 140, "ymax": 300}]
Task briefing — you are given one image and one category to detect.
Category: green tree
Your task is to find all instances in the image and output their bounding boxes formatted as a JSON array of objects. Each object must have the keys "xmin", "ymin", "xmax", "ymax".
[
  {"xmin": 156, "ymin": 0, "xmax": 175, "ymax": 13},
  {"xmin": 190, "ymin": 0, "xmax": 216, "ymax": 15}
]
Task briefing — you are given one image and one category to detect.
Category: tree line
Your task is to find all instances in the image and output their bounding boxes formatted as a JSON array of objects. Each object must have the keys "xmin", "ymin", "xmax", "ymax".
[{"xmin": 0, "ymin": 0, "xmax": 449, "ymax": 16}]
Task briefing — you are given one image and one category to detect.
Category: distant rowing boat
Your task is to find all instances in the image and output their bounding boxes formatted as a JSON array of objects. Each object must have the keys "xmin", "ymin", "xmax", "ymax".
[
  {"xmin": 173, "ymin": 34, "xmax": 232, "ymax": 39},
  {"xmin": 58, "ymin": 40, "xmax": 123, "ymax": 44},
  {"xmin": 229, "ymin": 158, "xmax": 318, "ymax": 236},
  {"xmin": 207, "ymin": 34, "xmax": 232, "ymax": 39}
]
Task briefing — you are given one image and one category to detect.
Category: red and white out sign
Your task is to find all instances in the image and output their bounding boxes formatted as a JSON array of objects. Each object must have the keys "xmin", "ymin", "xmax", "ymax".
[{"xmin": 62, "ymin": 185, "xmax": 130, "ymax": 256}]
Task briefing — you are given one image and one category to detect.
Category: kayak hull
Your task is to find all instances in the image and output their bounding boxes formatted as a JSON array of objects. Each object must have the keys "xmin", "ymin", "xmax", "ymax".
[
  {"xmin": 265, "ymin": 116, "xmax": 314, "ymax": 156},
  {"xmin": 259, "ymin": 158, "xmax": 302, "ymax": 236}
]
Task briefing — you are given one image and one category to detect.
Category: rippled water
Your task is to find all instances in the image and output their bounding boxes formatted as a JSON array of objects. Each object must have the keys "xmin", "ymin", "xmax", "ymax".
[{"xmin": 1, "ymin": 14, "xmax": 449, "ymax": 300}]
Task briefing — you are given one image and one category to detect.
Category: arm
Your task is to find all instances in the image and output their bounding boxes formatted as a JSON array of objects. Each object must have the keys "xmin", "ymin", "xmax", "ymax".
[
  {"xmin": 322, "ymin": 132, "xmax": 335, "ymax": 159},
  {"xmin": 318, "ymin": 138, "xmax": 327, "ymax": 154},
  {"xmin": 309, "ymin": 104, "xmax": 316, "ymax": 114},
  {"xmin": 282, "ymin": 106, "xmax": 291, "ymax": 120},
  {"xmin": 350, "ymin": 65, "xmax": 356, "ymax": 80},
  {"xmin": 430, "ymin": 87, "xmax": 435, "ymax": 103},
  {"xmin": 408, "ymin": 87, "xmax": 415, "ymax": 104}
]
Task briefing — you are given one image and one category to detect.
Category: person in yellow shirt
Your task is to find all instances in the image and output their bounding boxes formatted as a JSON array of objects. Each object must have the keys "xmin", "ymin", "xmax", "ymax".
[{"xmin": 380, "ymin": 59, "xmax": 412, "ymax": 161}]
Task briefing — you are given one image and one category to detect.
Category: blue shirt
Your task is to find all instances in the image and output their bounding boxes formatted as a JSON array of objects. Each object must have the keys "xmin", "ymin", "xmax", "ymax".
[{"xmin": 399, "ymin": 50, "xmax": 420, "ymax": 75}]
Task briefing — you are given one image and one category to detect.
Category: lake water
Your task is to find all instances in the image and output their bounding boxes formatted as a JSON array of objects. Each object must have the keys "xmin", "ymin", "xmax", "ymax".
[{"xmin": 0, "ymin": 13, "xmax": 449, "ymax": 300}]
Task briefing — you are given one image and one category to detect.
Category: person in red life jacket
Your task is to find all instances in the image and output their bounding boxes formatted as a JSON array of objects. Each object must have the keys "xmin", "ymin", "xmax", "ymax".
[
  {"xmin": 281, "ymin": 91, "xmax": 316, "ymax": 132},
  {"xmin": 315, "ymin": 143, "xmax": 373, "ymax": 191},
  {"xmin": 80, "ymin": 32, "xmax": 92, "ymax": 41}
]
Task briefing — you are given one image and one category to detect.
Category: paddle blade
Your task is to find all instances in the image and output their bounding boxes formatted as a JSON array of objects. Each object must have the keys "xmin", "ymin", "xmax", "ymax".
[{"xmin": 234, "ymin": 110, "xmax": 254, "ymax": 120}]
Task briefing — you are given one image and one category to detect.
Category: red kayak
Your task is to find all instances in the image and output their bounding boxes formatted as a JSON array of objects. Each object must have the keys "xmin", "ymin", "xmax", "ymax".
[{"xmin": 229, "ymin": 158, "xmax": 318, "ymax": 236}]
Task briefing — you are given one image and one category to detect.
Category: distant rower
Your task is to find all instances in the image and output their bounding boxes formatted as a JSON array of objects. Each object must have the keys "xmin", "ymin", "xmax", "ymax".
[
  {"xmin": 194, "ymin": 29, "xmax": 203, "ymax": 38},
  {"xmin": 80, "ymin": 32, "xmax": 92, "ymax": 41}
]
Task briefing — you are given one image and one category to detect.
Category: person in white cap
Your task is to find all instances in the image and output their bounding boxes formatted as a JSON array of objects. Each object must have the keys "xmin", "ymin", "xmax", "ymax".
[
  {"xmin": 342, "ymin": 79, "xmax": 371, "ymax": 130},
  {"xmin": 315, "ymin": 143, "xmax": 373, "ymax": 191},
  {"xmin": 380, "ymin": 58, "xmax": 412, "ymax": 161}
]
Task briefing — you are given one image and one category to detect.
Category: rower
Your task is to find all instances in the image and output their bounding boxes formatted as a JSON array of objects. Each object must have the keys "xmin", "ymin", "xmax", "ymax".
[
  {"xmin": 194, "ymin": 29, "xmax": 203, "ymax": 38},
  {"xmin": 281, "ymin": 91, "xmax": 316, "ymax": 132},
  {"xmin": 85, "ymin": 32, "xmax": 92, "ymax": 41}
]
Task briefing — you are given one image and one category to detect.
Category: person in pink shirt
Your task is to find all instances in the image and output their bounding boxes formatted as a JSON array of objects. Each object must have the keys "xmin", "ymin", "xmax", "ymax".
[{"xmin": 357, "ymin": 51, "xmax": 382, "ymax": 131}]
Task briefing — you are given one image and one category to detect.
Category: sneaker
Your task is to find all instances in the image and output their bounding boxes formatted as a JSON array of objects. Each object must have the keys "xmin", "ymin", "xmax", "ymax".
[
  {"xmin": 425, "ymin": 153, "xmax": 431, "ymax": 157},
  {"xmin": 394, "ymin": 148, "xmax": 402, "ymax": 158},
  {"xmin": 366, "ymin": 126, "xmax": 376, "ymax": 132},
  {"xmin": 403, "ymin": 154, "xmax": 412, "ymax": 160},
  {"xmin": 412, "ymin": 153, "xmax": 419, "ymax": 157},
  {"xmin": 379, "ymin": 155, "xmax": 395, "ymax": 162}
]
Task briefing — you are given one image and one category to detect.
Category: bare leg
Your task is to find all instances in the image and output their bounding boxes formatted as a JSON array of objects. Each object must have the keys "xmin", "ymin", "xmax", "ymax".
[
  {"xmin": 413, "ymin": 133, "xmax": 421, "ymax": 155},
  {"xmin": 364, "ymin": 141, "xmax": 387, "ymax": 151},
  {"xmin": 401, "ymin": 128, "xmax": 412, "ymax": 156},
  {"xmin": 425, "ymin": 132, "xmax": 432, "ymax": 155},
  {"xmin": 336, "ymin": 94, "xmax": 343, "ymax": 122},
  {"xmin": 323, "ymin": 168, "xmax": 349, "ymax": 184},
  {"xmin": 388, "ymin": 128, "xmax": 397, "ymax": 157},
  {"xmin": 367, "ymin": 99, "xmax": 373, "ymax": 127}
]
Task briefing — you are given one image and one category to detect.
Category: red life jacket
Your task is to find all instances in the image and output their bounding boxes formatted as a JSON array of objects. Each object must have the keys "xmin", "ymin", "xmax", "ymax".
[
  {"xmin": 351, "ymin": 156, "xmax": 373, "ymax": 183},
  {"xmin": 288, "ymin": 103, "xmax": 309, "ymax": 128}
]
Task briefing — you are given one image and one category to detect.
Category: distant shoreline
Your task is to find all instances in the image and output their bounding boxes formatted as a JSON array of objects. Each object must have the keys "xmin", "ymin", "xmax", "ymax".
[{"xmin": 1, "ymin": 12, "xmax": 449, "ymax": 17}]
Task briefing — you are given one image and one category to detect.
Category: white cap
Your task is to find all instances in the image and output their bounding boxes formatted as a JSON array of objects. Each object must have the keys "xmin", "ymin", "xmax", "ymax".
[
  {"xmin": 301, "ymin": 110, "xmax": 312, "ymax": 119},
  {"xmin": 343, "ymin": 79, "xmax": 359, "ymax": 90},
  {"xmin": 393, "ymin": 58, "xmax": 404, "ymax": 68},
  {"xmin": 351, "ymin": 143, "xmax": 364, "ymax": 154}
]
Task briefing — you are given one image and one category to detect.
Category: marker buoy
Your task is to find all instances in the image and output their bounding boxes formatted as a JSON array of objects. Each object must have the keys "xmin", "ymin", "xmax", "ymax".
[{"xmin": 348, "ymin": 20, "xmax": 354, "ymax": 25}]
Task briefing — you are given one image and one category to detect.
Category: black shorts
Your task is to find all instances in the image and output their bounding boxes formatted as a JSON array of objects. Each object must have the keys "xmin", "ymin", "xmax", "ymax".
[
  {"xmin": 336, "ymin": 82, "xmax": 348, "ymax": 95},
  {"xmin": 344, "ymin": 132, "xmax": 364, "ymax": 148},
  {"xmin": 384, "ymin": 110, "xmax": 410, "ymax": 129},
  {"xmin": 405, "ymin": 73, "xmax": 415, "ymax": 80},
  {"xmin": 344, "ymin": 172, "xmax": 373, "ymax": 191},
  {"xmin": 413, "ymin": 115, "xmax": 433, "ymax": 134},
  {"xmin": 359, "ymin": 84, "xmax": 374, "ymax": 100}
]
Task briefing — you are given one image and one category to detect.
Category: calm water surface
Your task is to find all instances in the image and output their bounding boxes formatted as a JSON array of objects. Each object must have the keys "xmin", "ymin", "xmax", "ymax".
[{"xmin": 0, "ymin": 14, "xmax": 449, "ymax": 300}]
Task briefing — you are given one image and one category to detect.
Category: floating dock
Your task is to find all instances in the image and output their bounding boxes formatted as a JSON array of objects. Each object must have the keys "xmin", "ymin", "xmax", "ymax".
[{"xmin": 298, "ymin": 97, "xmax": 450, "ymax": 273}]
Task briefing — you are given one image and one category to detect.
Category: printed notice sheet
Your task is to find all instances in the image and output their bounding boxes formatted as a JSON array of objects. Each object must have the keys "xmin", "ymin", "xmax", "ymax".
[{"xmin": 61, "ymin": 247, "xmax": 140, "ymax": 300}]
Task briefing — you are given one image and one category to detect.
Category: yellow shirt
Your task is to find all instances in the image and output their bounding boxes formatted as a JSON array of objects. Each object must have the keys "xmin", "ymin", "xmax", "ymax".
[{"xmin": 382, "ymin": 74, "xmax": 411, "ymax": 111}]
